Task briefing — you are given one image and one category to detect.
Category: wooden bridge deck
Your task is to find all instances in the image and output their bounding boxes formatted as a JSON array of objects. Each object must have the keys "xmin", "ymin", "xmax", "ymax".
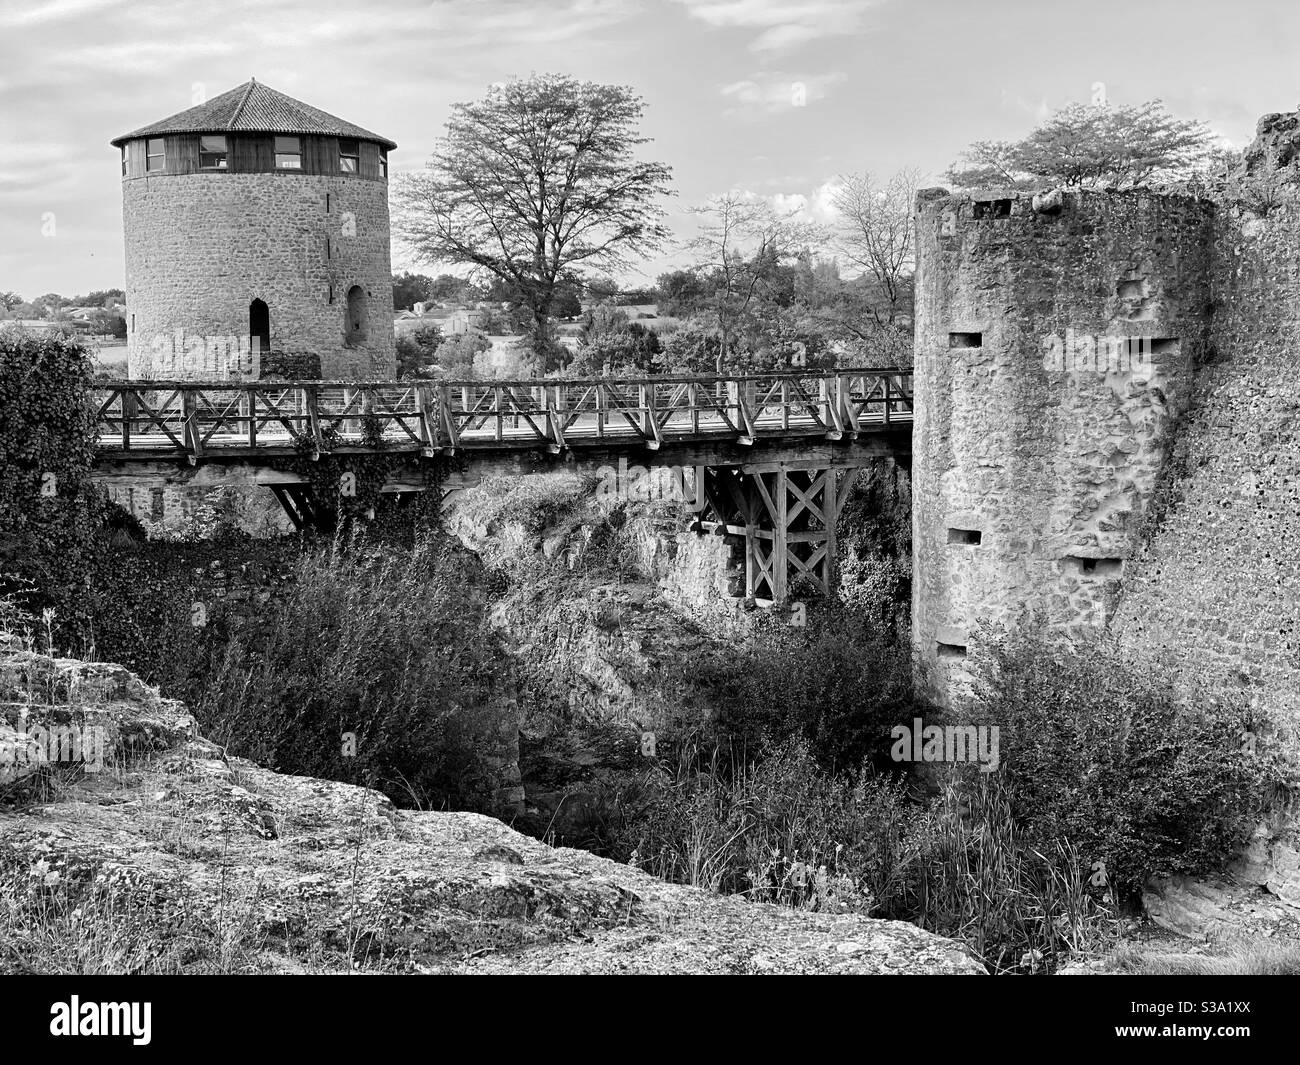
[{"xmin": 90, "ymin": 369, "xmax": 913, "ymax": 465}]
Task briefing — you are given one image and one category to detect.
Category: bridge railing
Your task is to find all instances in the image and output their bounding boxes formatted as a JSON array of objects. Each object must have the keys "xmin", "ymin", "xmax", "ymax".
[{"xmin": 91, "ymin": 369, "xmax": 913, "ymax": 456}]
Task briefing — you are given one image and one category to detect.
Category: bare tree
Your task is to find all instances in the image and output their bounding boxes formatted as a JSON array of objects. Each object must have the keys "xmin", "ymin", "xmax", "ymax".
[
  {"xmin": 686, "ymin": 192, "xmax": 824, "ymax": 373},
  {"xmin": 393, "ymin": 74, "xmax": 673, "ymax": 371},
  {"xmin": 831, "ymin": 167, "xmax": 919, "ymax": 329}
]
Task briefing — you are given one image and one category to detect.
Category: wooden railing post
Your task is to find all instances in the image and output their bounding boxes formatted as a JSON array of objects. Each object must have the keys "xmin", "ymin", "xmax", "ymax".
[{"xmin": 181, "ymin": 388, "xmax": 200, "ymax": 463}]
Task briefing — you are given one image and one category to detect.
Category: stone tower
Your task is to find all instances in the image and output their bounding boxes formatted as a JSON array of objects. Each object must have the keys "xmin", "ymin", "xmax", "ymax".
[
  {"xmin": 112, "ymin": 79, "xmax": 397, "ymax": 379},
  {"xmin": 911, "ymin": 186, "xmax": 1215, "ymax": 703}
]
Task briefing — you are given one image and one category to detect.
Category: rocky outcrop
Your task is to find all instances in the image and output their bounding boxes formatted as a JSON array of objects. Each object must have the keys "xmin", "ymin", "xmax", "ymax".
[{"xmin": 0, "ymin": 638, "xmax": 982, "ymax": 975}]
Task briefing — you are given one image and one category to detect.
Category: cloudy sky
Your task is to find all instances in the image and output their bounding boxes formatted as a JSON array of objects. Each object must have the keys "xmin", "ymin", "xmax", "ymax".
[{"xmin": 2, "ymin": 0, "xmax": 1298, "ymax": 298}]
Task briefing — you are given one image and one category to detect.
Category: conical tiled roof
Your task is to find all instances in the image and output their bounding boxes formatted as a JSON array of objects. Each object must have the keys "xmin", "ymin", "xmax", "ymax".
[{"xmin": 110, "ymin": 79, "xmax": 396, "ymax": 150}]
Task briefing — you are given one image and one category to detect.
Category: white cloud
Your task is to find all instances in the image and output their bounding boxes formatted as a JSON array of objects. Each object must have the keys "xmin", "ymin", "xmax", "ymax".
[
  {"xmin": 0, "ymin": 0, "xmax": 128, "ymax": 28},
  {"xmin": 720, "ymin": 71, "xmax": 846, "ymax": 112},
  {"xmin": 767, "ymin": 180, "xmax": 841, "ymax": 223},
  {"xmin": 670, "ymin": 0, "xmax": 882, "ymax": 53}
]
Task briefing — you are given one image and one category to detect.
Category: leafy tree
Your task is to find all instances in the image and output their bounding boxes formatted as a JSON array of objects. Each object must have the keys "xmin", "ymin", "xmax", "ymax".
[
  {"xmin": 428, "ymin": 273, "xmax": 479, "ymax": 303},
  {"xmin": 81, "ymin": 288, "xmax": 124, "ymax": 308},
  {"xmin": 392, "ymin": 271, "xmax": 434, "ymax": 310},
  {"xmin": 0, "ymin": 292, "xmax": 24, "ymax": 313},
  {"xmin": 660, "ymin": 318, "xmax": 723, "ymax": 375},
  {"xmin": 394, "ymin": 73, "xmax": 674, "ymax": 371},
  {"xmin": 395, "ymin": 323, "xmax": 444, "ymax": 378},
  {"xmin": 86, "ymin": 308, "xmax": 127, "ymax": 339},
  {"xmin": 946, "ymin": 100, "xmax": 1216, "ymax": 190},
  {"xmin": 436, "ymin": 330, "xmax": 491, "ymax": 377},
  {"xmin": 568, "ymin": 305, "xmax": 662, "ymax": 376},
  {"xmin": 11, "ymin": 302, "xmax": 48, "ymax": 320},
  {"xmin": 655, "ymin": 268, "xmax": 709, "ymax": 316},
  {"xmin": 551, "ymin": 282, "xmax": 583, "ymax": 319}
]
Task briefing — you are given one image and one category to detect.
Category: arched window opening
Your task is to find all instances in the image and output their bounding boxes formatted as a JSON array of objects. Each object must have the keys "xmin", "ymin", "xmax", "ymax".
[
  {"xmin": 344, "ymin": 285, "xmax": 368, "ymax": 346},
  {"xmin": 249, "ymin": 299, "xmax": 270, "ymax": 356}
]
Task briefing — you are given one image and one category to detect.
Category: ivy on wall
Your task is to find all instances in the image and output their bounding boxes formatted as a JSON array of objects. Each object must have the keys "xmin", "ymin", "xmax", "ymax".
[{"xmin": 0, "ymin": 329, "xmax": 107, "ymax": 638}]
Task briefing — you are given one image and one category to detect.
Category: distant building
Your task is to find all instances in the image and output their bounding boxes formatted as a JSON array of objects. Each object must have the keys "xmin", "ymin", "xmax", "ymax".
[
  {"xmin": 445, "ymin": 308, "xmax": 486, "ymax": 334},
  {"xmin": 111, "ymin": 78, "xmax": 397, "ymax": 379}
]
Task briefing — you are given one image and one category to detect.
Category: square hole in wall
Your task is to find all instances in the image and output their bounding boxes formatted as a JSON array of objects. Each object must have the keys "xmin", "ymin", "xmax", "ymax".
[
  {"xmin": 1150, "ymin": 338, "xmax": 1180, "ymax": 357},
  {"xmin": 949, "ymin": 331, "xmax": 983, "ymax": 349},
  {"xmin": 1066, "ymin": 556, "xmax": 1123, "ymax": 577},
  {"xmin": 972, "ymin": 198, "xmax": 1012, "ymax": 219},
  {"xmin": 947, "ymin": 528, "xmax": 982, "ymax": 545},
  {"xmin": 936, "ymin": 641, "xmax": 968, "ymax": 659}
]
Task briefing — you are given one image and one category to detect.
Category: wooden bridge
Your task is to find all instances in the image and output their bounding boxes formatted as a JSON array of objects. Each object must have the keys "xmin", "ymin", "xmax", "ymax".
[{"xmin": 91, "ymin": 368, "xmax": 913, "ymax": 604}]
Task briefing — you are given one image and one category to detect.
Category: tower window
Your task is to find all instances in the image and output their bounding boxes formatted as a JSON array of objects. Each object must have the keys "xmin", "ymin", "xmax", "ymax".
[
  {"xmin": 249, "ymin": 299, "xmax": 270, "ymax": 355},
  {"xmin": 344, "ymin": 285, "xmax": 368, "ymax": 346},
  {"xmin": 146, "ymin": 137, "xmax": 165, "ymax": 173},
  {"xmin": 949, "ymin": 331, "xmax": 982, "ymax": 348},
  {"xmin": 339, "ymin": 138, "xmax": 359, "ymax": 173},
  {"xmin": 972, "ymin": 198, "xmax": 1012, "ymax": 219},
  {"xmin": 274, "ymin": 136, "xmax": 302, "ymax": 169},
  {"xmin": 199, "ymin": 135, "xmax": 228, "ymax": 169},
  {"xmin": 1064, "ymin": 556, "xmax": 1124, "ymax": 578},
  {"xmin": 121, "ymin": 143, "xmax": 129, "ymax": 176},
  {"xmin": 380, "ymin": 151, "xmax": 388, "ymax": 180}
]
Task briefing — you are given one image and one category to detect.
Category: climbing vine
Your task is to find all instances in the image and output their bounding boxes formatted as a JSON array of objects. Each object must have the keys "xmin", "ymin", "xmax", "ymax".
[
  {"xmin": 273, "ymin": 413, "xmax": 444, "ymax": 537},
  {"xmin": 0, "ymin": 328, "xmax": 108, "ymax": 640}
]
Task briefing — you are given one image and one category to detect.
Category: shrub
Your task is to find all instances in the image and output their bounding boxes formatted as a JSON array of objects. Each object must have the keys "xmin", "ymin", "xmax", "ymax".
[
  {"xmin": 607, "ymin": 739, "xmax": 915, "ymax": 914},
  {"xmin": 972, "ymin": 632, "xmax": 1289, "ymax": 897},
  {"xmin": 700, "ymin": 602, "xmax": 927, "ymax": 771},
  {"xmin": 193, "ymin": 532, "xmax": 513, "ymax": 810},
  {"xmin": 599, "ymin": 740, "xmax": 1116, "ymax": 972}
]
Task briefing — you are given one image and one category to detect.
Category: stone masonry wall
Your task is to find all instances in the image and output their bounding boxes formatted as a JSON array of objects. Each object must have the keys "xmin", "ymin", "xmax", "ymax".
[
  {"xmin": 1112, "ymin": 202, "xmax": 1300, "ymax": 733},
  {"xmin": 123, "ymin": 172, "xmax": 395, "ymax": 379},
  {"xmin": 912, "ymin": 188, "xmax": 1214, "ymax": 701}
]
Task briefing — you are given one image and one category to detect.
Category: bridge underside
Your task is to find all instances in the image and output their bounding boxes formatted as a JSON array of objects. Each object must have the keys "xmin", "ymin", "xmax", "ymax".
[
  {"xmin": 695, "ymin": 463, "xmax": 861, "ymax": 603},
  {"xmin": 95, "ymin": 437, "xmax": 909, "ymax": 604},
  {"xmin": 91, "ymin": 371, "xmax": 912, "ymax": 605}
]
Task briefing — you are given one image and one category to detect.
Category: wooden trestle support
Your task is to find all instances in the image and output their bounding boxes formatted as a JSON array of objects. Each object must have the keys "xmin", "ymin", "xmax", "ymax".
[{"xmin": 694, "ymin": 461, "xmax": 858, "ymax": 605}]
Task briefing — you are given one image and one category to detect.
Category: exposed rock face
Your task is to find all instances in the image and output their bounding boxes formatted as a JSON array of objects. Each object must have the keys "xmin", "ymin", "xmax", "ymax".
[
  {"xmin": 1142, "ymin": 874, "xmax": 1300, "ymax": 942},
  {"xmin": 0, "ymin": 639, "xmax": 981, "ymax": 975},
  {"xmin": 1238, "ymin": 110, "xmax": 1300, "ymax": 180}
]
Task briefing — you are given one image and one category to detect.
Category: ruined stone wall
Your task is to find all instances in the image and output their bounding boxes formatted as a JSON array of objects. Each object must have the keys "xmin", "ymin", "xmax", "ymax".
[
  {"xmin": 912, "ymin": 188, "xmax": 1215, "ymax": 700},
  {"xmin": 105, "ymin": 483, "xmax": 294, "ymax": 537},
  {"xmin": 123, "ymin": 172, "xmax": 395, "ymax": 379},
  {"xmin": 1111, "ymin": 200, "xmax": 1300, "ymax": 733}
]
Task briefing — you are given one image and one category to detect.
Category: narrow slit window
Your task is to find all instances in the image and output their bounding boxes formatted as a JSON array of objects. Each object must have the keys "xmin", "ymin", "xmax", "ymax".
[
  {"xmin": 199, "ymin": 135, "xmax": 227, "ymax": 169},
  {"xmin": 121, "ymin": 144, "xmax": 129, "ymax": 176},
  {"xmin": 947, "ymin": 528, "xmax": 982, "ymax": 546},
  {"xmin": 145, "ymin": 137, "xmax": 165, "ymax": 173},
  {"xmin": 949, "ymin": 331, "xmax": 982, "ymax": 348},
  {"xmin": 274, "ymin": 136, "xmax": 302, "ymax": 169},
  {"xmin": 338, "ymin": 138, "xmax": 359, "ymax": 173},
  {"xmin": 972, "ymin": 198, "xmax": 1012, "ymax": 219},
  {"xmin": 379, "ymin": 151, "xmax": 388, "ymax": 180}
]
